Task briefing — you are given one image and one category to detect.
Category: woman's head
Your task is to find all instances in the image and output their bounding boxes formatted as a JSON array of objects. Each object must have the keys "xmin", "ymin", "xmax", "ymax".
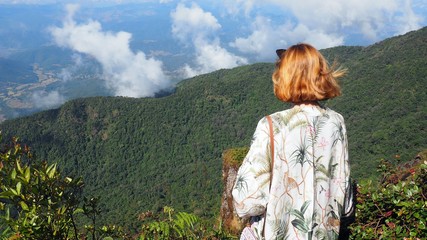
[{"xmin": 272, "ymin": 43, "xmax": 346, "ymax": 103}]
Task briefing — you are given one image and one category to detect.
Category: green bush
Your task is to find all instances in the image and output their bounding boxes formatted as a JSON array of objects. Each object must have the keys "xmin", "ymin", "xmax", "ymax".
[
  {"xmin": 0, "ymin": 134, "xmax": 129, "ymax": 239},
  {"xmin": 137, "ymin": 206, "xmax": 236, "ymax": 239},
  {"xmin": 350, "ymin": 155, "xmax": 427, "ymax": 239}
]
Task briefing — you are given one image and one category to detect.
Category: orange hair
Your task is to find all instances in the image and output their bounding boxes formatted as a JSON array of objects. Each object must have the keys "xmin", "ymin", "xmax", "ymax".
[{"xmin": 272, "ymin": 43, "xmax": 346, "ymax": 103}]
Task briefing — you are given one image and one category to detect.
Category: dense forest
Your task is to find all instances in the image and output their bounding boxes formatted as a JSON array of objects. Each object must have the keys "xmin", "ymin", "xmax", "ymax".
[{"xmin": 0, "ymin": 27, "xmax": 426, "ymax": 229}]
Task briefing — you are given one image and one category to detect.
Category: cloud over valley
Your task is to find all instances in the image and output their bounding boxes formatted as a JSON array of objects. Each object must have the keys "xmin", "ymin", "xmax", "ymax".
[
  {"xmin": 49, "ymin": 4, "xmax": 171, "ymax": 98},
  {"xmin": 171, "ymin": 3, "xmax": 248, "ymax": 77}
]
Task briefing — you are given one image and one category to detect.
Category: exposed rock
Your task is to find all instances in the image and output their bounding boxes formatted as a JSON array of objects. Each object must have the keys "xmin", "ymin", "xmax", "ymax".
[{"xmin": 220, "ymin": 147, "xmax": 248, "ymax": 235}]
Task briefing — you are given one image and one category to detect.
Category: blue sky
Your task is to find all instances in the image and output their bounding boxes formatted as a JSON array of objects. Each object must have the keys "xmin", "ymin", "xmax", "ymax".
[
  {"xmin": 2, "ymin": 0, "xmax": 426, "ymax": 50},
  {"xmin": 1, "ymin": 0, "xmax": 426, "ymax": 100}
]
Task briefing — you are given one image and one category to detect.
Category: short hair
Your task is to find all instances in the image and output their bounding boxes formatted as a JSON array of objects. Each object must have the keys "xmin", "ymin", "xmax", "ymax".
[{"xmin": 272, "ymin": 43, "xmax": 346, "ymax": 103}]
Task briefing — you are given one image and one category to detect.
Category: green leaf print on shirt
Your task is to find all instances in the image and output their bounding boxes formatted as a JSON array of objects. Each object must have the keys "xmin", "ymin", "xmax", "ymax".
[{"xmin": 290, "ymin": 201, "xmax": 312, "ymax": 234}]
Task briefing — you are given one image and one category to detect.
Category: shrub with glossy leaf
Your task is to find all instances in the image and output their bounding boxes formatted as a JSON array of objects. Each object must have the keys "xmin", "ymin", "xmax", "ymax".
[
  {"xmin": 0, "ymin": 135, "xmax": 84, "ymax": 239},
  {"xmin": 350, "ymin": 153, "xmax": 427, "ymax": 239},
  {"xmin": 138, "ymin": 206, "xmax": 236, "ymax": 239},
  {"xmin": 0, "ymin": 134, "xmax": 129, "ymax": 239}
]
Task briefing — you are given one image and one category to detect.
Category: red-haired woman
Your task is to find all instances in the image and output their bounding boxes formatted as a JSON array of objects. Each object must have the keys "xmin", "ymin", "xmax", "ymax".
[{"xmin": 233, "ymin": 43, "xmax": 352, "ymax": 240}]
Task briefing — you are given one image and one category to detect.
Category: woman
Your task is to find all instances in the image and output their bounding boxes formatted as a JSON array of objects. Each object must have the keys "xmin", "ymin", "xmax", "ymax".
[{"xmin": 232, "ymin": 43, "xmax": 351, "ymax": 240}]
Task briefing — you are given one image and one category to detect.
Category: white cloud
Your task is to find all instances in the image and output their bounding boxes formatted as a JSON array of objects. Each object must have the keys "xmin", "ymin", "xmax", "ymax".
[
  {"xmin": 225, "ymin": 0, "xmax": 424, "ymax": 57},
  {"xmin": 171, "ymin": 2, "xmax": 247, "ymax": 77},
  {"xmin": 49, "ymin": 4, "xmax": 171, "ymax": 98},
  {"xmin": 230, "ymin": 16, "xmax": 344, "ymax": 59},
  {"xmin": 230, "ymin": 17, "xmax": 277, "ymax": 57},
  {"xmin": 241, "ymin": 0, "xmax": 423, "ymax": 37},
  {"xmin": 271, "ymin": 0, "xmax": 399, "ymax": 37},
  {"xmin": 171, "ymin": 3, "xmax": 221, "ymax": 43},
  {"xmin": 395, "ymin": 0, "xmax": 424, "ymax": 35},
  {"xmin": 221, "ymin": 0, "xmax": 255, "ymax": 16},
  {"xmin": 32, "ymin": 90, "xmax": 65, "ymax": 109},
  {"xmin": 183, "ymin": 37, "xmax": 248, "ymax": 77},
  {"xmin": 289, "ymin": 24, "xmax": 344, "ymax": 48}
]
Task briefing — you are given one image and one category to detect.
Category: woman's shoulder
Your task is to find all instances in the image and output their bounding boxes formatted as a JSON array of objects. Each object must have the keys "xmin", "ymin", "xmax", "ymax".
[
  {"xmin": 266, "ymin": 109, "xmax": 289, "ymax": 123},
  {"xmin": 266, "ymin": 106, "xmax": 345, "ymax": 123},
  {"xmin": 268, "ymin": 107, "xmax": 301, "ymax": 118},
  {"xmin": 324, "ymin": 107, "xmax": 345, "ymax": 121}
]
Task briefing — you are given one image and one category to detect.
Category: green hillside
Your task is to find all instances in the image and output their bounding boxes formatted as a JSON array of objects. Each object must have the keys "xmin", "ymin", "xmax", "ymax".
[
  {"xmin": 1, "ymin": 27, "xmax": 426, "ymax": 229},
  {"xmin": 324, "ymin": 28, "xmax": 427, "ymax": 177}
]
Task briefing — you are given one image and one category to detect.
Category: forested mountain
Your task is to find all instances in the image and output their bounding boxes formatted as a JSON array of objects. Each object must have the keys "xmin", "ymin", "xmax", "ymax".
[{"xmin": 1, "ymin": 27, "xmax": 426, "ymax": 229}]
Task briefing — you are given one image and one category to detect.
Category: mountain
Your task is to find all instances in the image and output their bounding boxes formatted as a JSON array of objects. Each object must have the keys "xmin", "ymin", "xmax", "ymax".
[
  {"xmin": 0, "ymin": 27, "xmax": 426, "ymax": 228},
  {"xmin": 323, "ymin": 27, "xmax": 427, "ymax": 178}
]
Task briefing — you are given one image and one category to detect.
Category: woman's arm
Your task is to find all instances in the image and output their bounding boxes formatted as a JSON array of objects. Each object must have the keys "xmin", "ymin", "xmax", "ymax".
[{"xmin": 232, "ymin": 117, "xmax": 272, "ymax": 218}]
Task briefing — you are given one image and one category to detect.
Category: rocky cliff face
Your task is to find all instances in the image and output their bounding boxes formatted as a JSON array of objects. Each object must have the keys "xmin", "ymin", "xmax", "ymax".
[{"xmin": 220, "ymin": 147, "xmax": 249, "ymax": 235}]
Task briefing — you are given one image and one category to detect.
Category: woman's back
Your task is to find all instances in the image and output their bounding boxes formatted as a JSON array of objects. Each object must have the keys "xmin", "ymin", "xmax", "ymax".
[
  {"xmin": 266, "ymin": 104, "xmax": 349, "ymax": 239},
  {"xmin": 232, "ymin": 104, "xmax": 350, "ymax": 239}
]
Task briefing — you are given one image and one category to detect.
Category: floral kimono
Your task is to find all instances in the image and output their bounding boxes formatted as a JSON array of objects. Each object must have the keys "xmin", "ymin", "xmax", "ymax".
[{"xmin": 232, "ymin": 105, "xmax": 351, "ymax": 240}]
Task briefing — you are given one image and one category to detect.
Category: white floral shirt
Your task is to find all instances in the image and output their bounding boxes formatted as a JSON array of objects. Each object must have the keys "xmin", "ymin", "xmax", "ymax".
[{"xmin": 232, "ymin": 105, "xmax": 350, "ymax": 240}]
